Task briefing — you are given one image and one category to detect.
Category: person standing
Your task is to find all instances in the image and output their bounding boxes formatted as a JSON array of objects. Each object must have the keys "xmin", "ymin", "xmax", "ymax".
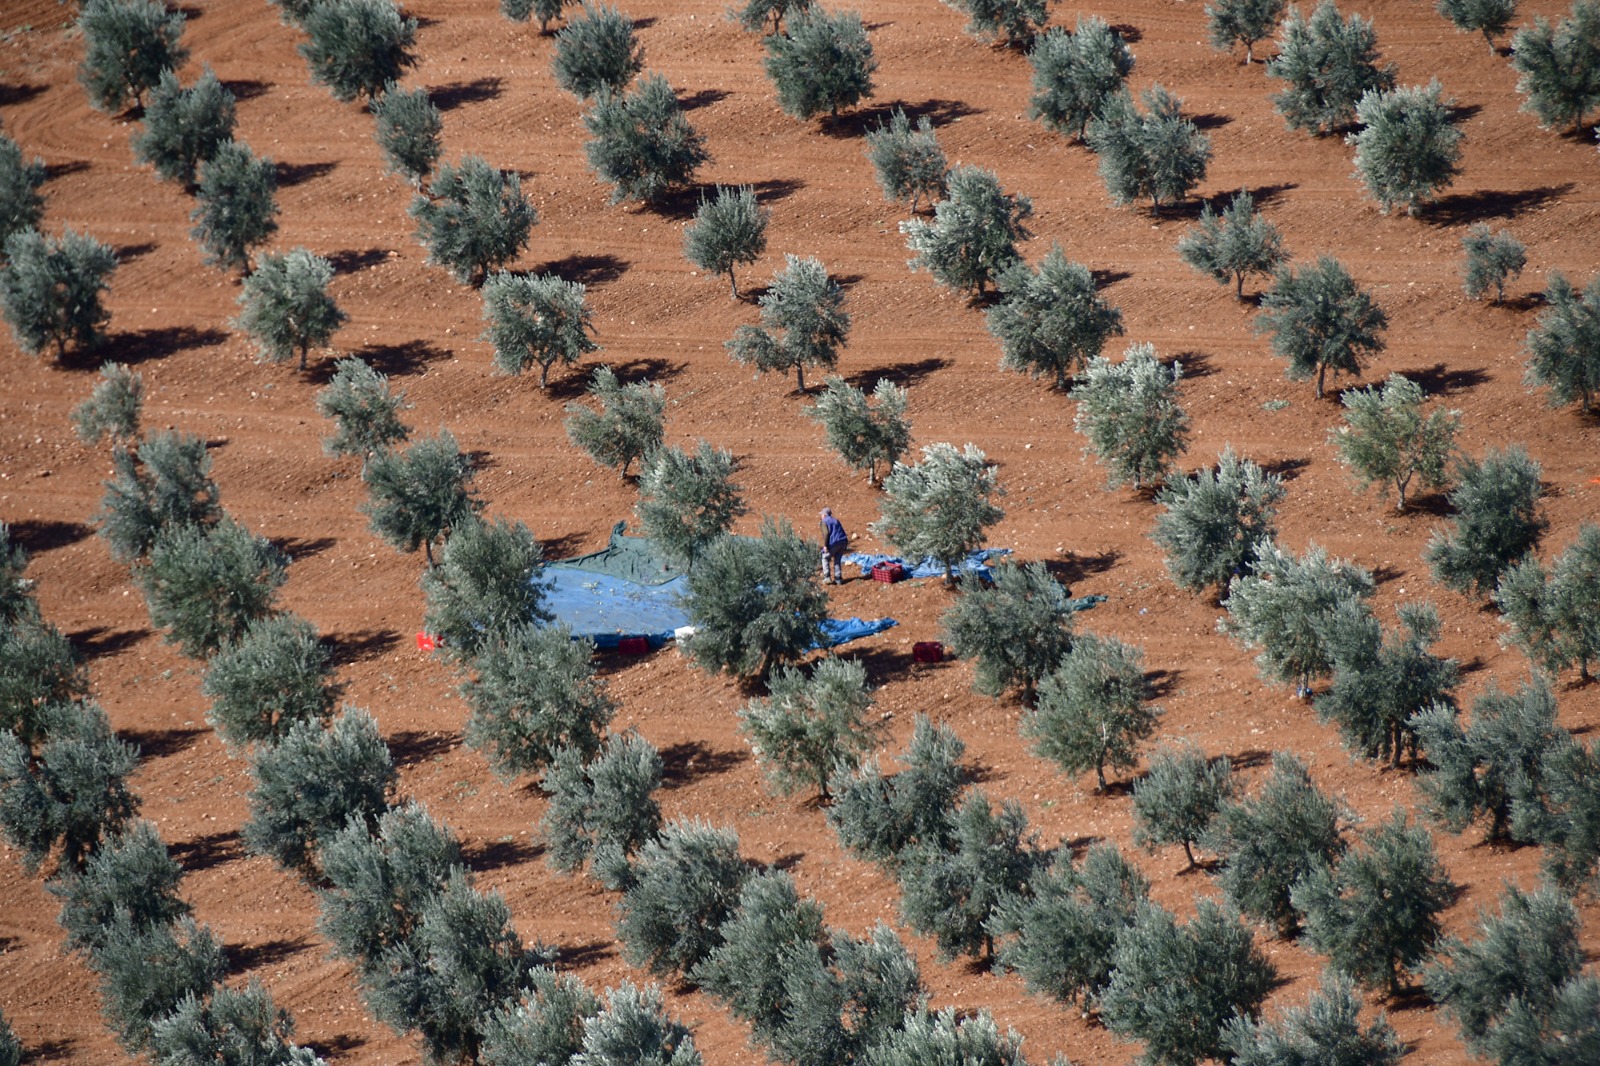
[{"xmin": 820, "ymin": 507, "xmax": 848, "ymax": 584}]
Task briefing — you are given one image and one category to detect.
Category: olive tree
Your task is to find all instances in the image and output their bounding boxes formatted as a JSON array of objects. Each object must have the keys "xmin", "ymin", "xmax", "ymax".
[
  {"xmin": 95, "ymin": 430, "xmax": 221, "ymax": 564},
  {"xmin": 1150, "ymin": 447, "xmax": 1284, "ymax": 597},
  {"xmin": 72, "ymin": 362, "xmax": 143, "ymax": 446},
  {"xmin": 202, "ymin": 612, "xmax": 335, "ymax": 749},
  {"xmin": 872, "ymin": 442, "xmax": 1004, "ymax": 585},
  {"xmin": 739, "ymin": 657, "xmax": 877, "ymax": 798},
  {"xmin": 1328, "ymin": 373, "xmax": 1460, "ymax": 512},
  {"xmin": 1349, "ymin": 81, "xmax": 1465, "ymax": 215},
  {"xmin": 1255, "ymin": 255, "xmax": 1387, "ymax": 398},
  {"xmin": 552, "ymin": 2, "xmax": 643, "ymax": 99},
  {"xmin": 1438, "ymin": 0, "xmax": 1519, "ymax": 52},
  {"xmin": 1267, "ymin": 1, "xmax": 1397, "ymax": 134},
  {"xmin": 1073, "ymin": 343, "xmax": 1189, "ymax": 491},
  {"xmin": 463, "ymin": 622, "xmax": 612, "ymax": 780},
  {"xmin": 1525, "ymin": 269, "xmax": 1600, "ymax": 414},
  {"xmin": 89, "ymin": 914, "xmax": 224, "ymax": 1054},
  {"xmin": 614, "ymin": 819, "xmax": 748, "ymax": 978},
  {"xmin": 564, "ymin": 366, "xmax": 665, "ymax": 479},
  {"xmin": 1461, "ymin": 223, "xmax": 1526, "ymax": 304},
  {"xmin": 148, "ymin": 980, "xmax": 320, "ymax": 1066},
  {"xmin": 77, "ymin": 0, "xmax": 188, "ymax": 114},
  {"xmin": 479, "ymin": 967, "xmax": 599, "ymax": 1066},
  {"xmin": 234, "ymin": 247, "xmax": 346, "ymax": 370},
  {"xmin": 987, "ymin": 244, "xmax": 1123, "ymax": 390},
  {"xmin": 945, "ymin": 0, "xmax": 1048, "ymax": 48},
  {"xmin": 1176, "ymin": 189, "xmax": 1287, "ymax": 299},
  {"xmin": 863, "ymin": 108, "xmax": 947, "ymax": 212},
  {"xmin": 940, "ymin": 559, "xmax": 1079, "ymax": 703},
  {"xmin": 372, "ymin": 84, "xmax": 442, "ymax": 188},
  {"xmin": 1425, "ymin": 445, "xmax": 1546, "ymax": 598},
  {"xmin": 1131, "ymin": 744, "xmax": 1234, "ymax": 869},
  {"xmin": 682, "ymin": 185, "xmax": 768, "ymax": 298},
  {"xmin": 132, "ymin": 68, "xmax": 237, "ymax": 189},
  {"xmin": 826, "ymin": 715, "xmax": 965, "ymax": 866},
  {"xmin": 1222, "ymin": 971, "xmax": 1404, "ymax": 1066},
  {"xmin": 575, "ymin": 982, "xmax": 700, "ymax": 1066},
  {"xmin": 501, "ymin": 0, "xmax": 577, "ymax": 34},
  {"xmin": 1024, "ymin": 633, "xmax": 1159, "ymax": 790},
  {"xmin": 298, "ymin": 0, "xmax": 419, "ymax": 105},
  {"xmin": 634, "ymin": 441, "xmax": 745, "ymax": 571},
  {"xmin": 191, "ymin": 141, "xmax": 278, "ymax": 275},
  {"xmin": 316, "ymin": 357, "xmax": 410, "ymax": 461},
  {"xmin": 725, "ymin": 254, "xmax": 850, "ymax": 393},
  {"xmin": 481, "ymin": 271, "xmax": 598, "ymax": 388},
  {"xmin": 584, "ymin": 73, "xmax": 708, "ymax": 205},
  {"xmin": 763, "ymin": 8, "xmax": 877, "ymax": 122},
  {"xmin": 421, "ymin": 515, "xmax": 549, "ymax": 661},
  {"xmin": 806, "ymin": 376, "xmax": 911, "ymax": 486},
  {"xmin": 411, "ymin": 157, "xmax": 537, "ymax": 286},
  {"xmin": 361, "ymin": 429, "xmax": 481, "ymax": 565},
  {"xmin": 692, "ymin": 870, "xmax": 825, "ymax": 1043},
  {"xmin": 1086, "ymin": 85, "xmax": 1213, "ymax": 213},
  {"xmin": 0, "ymin": 618, "xmax": 85, "ymax": 748},
  {"xmin": 540, "ymin": 729, "xmax": 661, "ymax": 886},
  {"xmin": 902, "ymin": 166, "xmax": 1033, "ymax": 296},
  {"xmin": 0, "ymin": 130, "xmax": 45, "ymax": 252},
  {"xmin": 1495, "ymin": 522, "xmax": 1600, "ymax": 682},
  {"xmin": 1510, "ymin": 1, "xmax": 1600, "ymax": 133},
  {"xmin": 1208, "ymin": 0, "xmax": 1287, "ymax": 63},
  {"xmin": 1026, "ymin": 17, "xmax": 1134, "ymax": 141},
  {"xmin": 0, "ymin": 228, "xmax": 117, "ymax": 361},
  {"xmin": 136, "ymin": 518, "xmax": 288, "ymax": 659},
  {"xmin": 50, "ymin": 819, "xmax": 187, "ymax": 957}
]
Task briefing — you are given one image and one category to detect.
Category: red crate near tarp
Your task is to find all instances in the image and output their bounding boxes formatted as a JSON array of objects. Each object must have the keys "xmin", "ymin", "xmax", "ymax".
[
  {"xmin": 617, "ymin": 636, "xmax": 650, "ymax": 656},
  {"xmin": 912, "ymin": 641, "xmax": 943, "ymax": 663},
  {"xmin": 416, "ymin": 632, "xmax": 439, "ymax": 652},
  {"xmin": 871, "ymin": 561, "xmax": 907, "ymax": 583}
]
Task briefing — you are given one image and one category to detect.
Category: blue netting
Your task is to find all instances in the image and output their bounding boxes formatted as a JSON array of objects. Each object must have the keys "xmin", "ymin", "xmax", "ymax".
[{"xmin": 842, "ymin": 547, "xmax": 1012, "ymax": 581}]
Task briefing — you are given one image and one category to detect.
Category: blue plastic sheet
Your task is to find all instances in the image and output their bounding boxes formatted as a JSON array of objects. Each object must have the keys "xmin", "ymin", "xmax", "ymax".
[{"xmin": 842, "ymin": 547, "xmax": 1013, "ymax": 581}]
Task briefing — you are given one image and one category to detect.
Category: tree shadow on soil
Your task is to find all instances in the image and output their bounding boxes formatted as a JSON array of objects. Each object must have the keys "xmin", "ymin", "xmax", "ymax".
[
  {"xmin": 1226, "ymin": 748, "xmax": 1272, "ymax": 771},
  {"xmin": 1260, "ymin": 456, "xmax": 1311, "ymax": 482},
  {"xmin": 1169, "ymin": 350, "xmax": 1217, "ymax": 378},
  {"xmin": 97, "ymin": 326, "xmax": 229, "ymax": 368},
  {"xmin": 115, "ymin": 240, "xmax": 159, "ymax": 263},
  {"xmin": 1145, "ymin": 668, "xmax": 1182, "ymax": 699},
  {"xmin": 68, "ymin": 626, "xmax": 148, "ymax": 660},
  {"xmin": 120, "ymin": 726, "xmax": 206, "ymax": 760},
  {"xmin": 388, "ymin": 729, "xmax": 460, "ymax": 768},
  {"xmin": 275, "ymin": 160, "xmax": 338, "ymax": 188},
  {"xmin": 346, "ymin": 338, "xmax": 452, "ymax": 379},
  {"xmin": 554, "ymin": 939, "xmax": 615, "ymax": 968},
  {"xmin": 25, "ymin": 1039, "xmax": 75, "ymax": 1062},
  {"xmin": 659, "ymin": 740, "xmax": 748, "ymax": 789},
  {"xmin": 228, "ymin": 935, "xmax": 311, "ymax": 977},
  {"xmin": 1092, "ymin": 268, "xmax": 1133, "ymax": 289},
  {"xmin": 429, "ymin": 76, "xmax": 503, "ymax": 111},
  {"xmin": 326, "ymin": 630, "xmax": 400, "ymax": 666},
  {"xmin": 328, "ymin": 247, "xmax": 389, "ymax": 274},
  {"xmin": 463, "ymin": 837, "xmax": 542, "ymax": 873},
  {"xmin": 830, "ymin": 97, "xmax": 981, "ymax": 139},
  {"xmin": 538, "ymin": 252, "xmax": 630, "ymax": 287},
  {"xmin": 1395, "ymin": 362, "xmax": 1490, "ymax": 397},
  {"xmin": 750, "ymin": 177, "xmax": 806, "ymax": 204},
  {"xmin": 270, "ymin": 536, "xmax": 337, "ymax": 561},
  {"xmin": 1044, "ymin": 549, "xmax": 1121, "ymax": 585},
  {"xmin": 170, "ymin": 829, "xmax": 244, "ymax": 873},
  {"xmin": 605, "ymin": 356, "xmax": 685, "ymax": 388},
  {"xmin": 7, "ymin": 519, "xmax": 93, "ymax": 553},
  {"xmin": 1423, "ymin": 183, "xmax": 1574, "ymax": 226},
  {"xmin": 305, "ymin": 1035, "xmax": 367, "ymax": 1062},
  {"xmin": 46, "ymin": 160, "xmax": 89, "ymax": 181},
  {"xmin": 845, "ymin": 356, "xmax": 951, "ymax": 391},
  {"xmin": 0, "ymin": 83, "xmax": 45, "ymax": 107},
  {"xmin": 220, "ymin": 78, "xmax": 270, "ymax": 102},
  {"xmin": 1190, "ymin": 112, "xmax": 1232, "ymax": 130},
  {"xmin": 679, "ymin": 87, "xmax": 730, "ymax": 111}
]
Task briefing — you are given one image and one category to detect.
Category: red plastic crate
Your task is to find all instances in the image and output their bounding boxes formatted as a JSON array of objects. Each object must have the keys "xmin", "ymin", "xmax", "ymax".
[
  {"xmin": 912, "ymin": 641, "xmax": 943, "ymax": 663},
  {"xmin": 617, "ymin": 636, "xmax": 650, "ymax": 656},
  {"xmin": 871, "ymin": 562, "xmax": 907, "ymax": 584},
  {"xmin": 416, "ymin": 631, "xmax": 439, "ymax": 652}
]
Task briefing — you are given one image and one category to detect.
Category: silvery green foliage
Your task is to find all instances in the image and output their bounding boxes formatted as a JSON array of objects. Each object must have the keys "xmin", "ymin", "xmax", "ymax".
[
  {"xmin": 151, "ymin": 980, "xmax": 324, "ymax": 1066},
  {"xmin": 1266, "ymin": 1, "xmax": 1396, "ymax": 134},
  {"xmin": 0, "ymin": 523, "xmax": 28, "ymax": 625},
  {"xmin": 243, "ymin": 707, "xmax": 395, "ymax": 879},
  {"xmin": 205, "ymin": 611, "xmax": 335, "ymax": 751},
  {"xmin": 501, "ymin": 0, "xmax": 575, "ymax": 34},
  {"xmin": 51, "ymin": 819, "xmax": 188, "ymax": 957},
  {"xmin": 682, "ymin": 185, "xmax": 769, "ymax": 298},
  {"xmin": 692, "ymin": 870, "xmax": 826, "ymax": 1043},
  {"xmin": 235, "ymin": 247, "xmax": 346, "ymax": 369},
  {"xmin": 1255, "ymin": 255, "xmax": 1387, "ymax": 398},
  {"xmin": 0, "ymin": 701, "xmax": 138, "ymax": 874},
  {"xmin": 726, "ymin": 254, "xmax": 850, "ymax": 392},
  {"xmin": 1131, "ymin": 744, "xmax": 1234, "ymax": 869},
  {"xmin": 988, "ymin": 244, "xmax": 1123, "ymax": 390},
  {"xmin": 1317, "ymin": 600, "xmax": 1459, "ymax": 767},
  {"xmin": 316, "ymin": 357, "xmax": 410, "ymax": 460},
  {"xmin": 540, "ymin": 730, "xmax": 661, "ymax": 886},
  {"xmin": 1496, "ymin": 522, "xmax": 1600, "ymax": 682},
  {"xmin": 1425, "ymin": 445, "xmax": 1546, "ymax": 598},
  {"xmin": 1293, "ymin": 810, "xmax": 1456, "ymax": 995},
  {"xmin": 481, "ymin": 271, "xmax": 599, "ymax": 388},
  {"xmin": 1203, "ymin": 751, "xmax": 1346, "ymax": 935},
  {"xmin": 826, "ymin": 714, "xmax": 965, "ymax": 866},
  {"xmin": 1437, "ymin": 0, "xmax": 1519, "ymax": 51},
  {"xmin": 90, "ymin": 914, "xmax": 224, "ymax": 1053},
  {"xmin": 615, "ymin": 819, "xmax": 748, "ymax": 978},
  {"xmin": 95, "ymin": 431, "xmax": 221, "ymax": 564},
  {"xmin": 191, "ymin": 141, "xmax": 278, "ymax": 274},
  {"xmin": 872, "ymin": 442, "xmax": 1005, "ymax": 585},
  {"xmin": 898, "ymin": 791, "xmax": 1045, "ymax": 960},
  {"xmin": 1221, "ymin": 538, "xmax": 1375, "ymax": 691},
  {"xmin": 990, "ymin": 843, "xmax": 1149, "ymax": 1008},
  {"xmin": 76, "ymin": 0, "xmax": 188, "ymax": 114},
  {"xmin": 0, "ymin": 1013, "xmax": 17, "ymax": 1066},
  {"xmin": 770, "ymin": 924, "xmax": 921, "ymax": 1066},
  {"xmin": 1328, "ymin": 373, "xmax": 1460, "ymax": 512},
  {"xmin": 1348, "ymin": 81, "xmax": 1464, "ymax": 215},
  {"xmin": 136, "ymin": 518, "xmax": 287, "ymax": 659},
  {"xmin": 552, "ymin": 2, "xmax": 643, "ymax": 99},
  {"xmin": 365, "ymin": 871, "xmax": 536, "ymax": 1066},
  {"xmin": 410, "ymin": 157, "xmax": 537, "ymax": 286},
  {"xmin": 372, "ymin": 84, "xmax": 442, "ymax": 187},
  {"xmin": 1423, "ymin": 883, "xmax": 1598, "ymax": 1061},
  {"xmin": 1150, "ymin": 447, "xmax": 1284, "ymax": 596},
  {"xmin": 734, "ymin": 0, "xmax": 815, "ymax": 35},
  {"xmin": 0, "ymin": 129, "xmax": 45, "ymax": 251},
  {"xmin": 1175, "ymin": 190, "xmax": 1287, "ymax": 299},
  {"xmin": 584, "ymin": 73, "xmax": 708, "ymax": 204},
  {"xmin": 1073, "ymin": 343, "xmax": 1189, "ymax": 491},
  {"xmin": 1537, "ymin": 736, "xmax": 1600, "ymax": 893},
  {"xmin": 1460, "ymin": 223, "xmax": 1526, "ymax": 303},
  {"xmin": 361, "ymin": 428, "xmax": 482, "ymax": 565},
  {"xmin": 317, "ymin": 801, "xmax": 464, "ymax": 969},
  {"xmin": 634, "ymin": 441, "xmax": 746, "ymax": 571},
  {"xmin": 0, "ymin": 227, "xmax": 116, "ymax": 360},
  {"xmin": 132, "ymin": 68, "xmax": 236, "ymax": 188},
  {"xmin": 740, "ymin": 657, "xmax": 877, "ymax": 798},
  {"xmin": 861, "ymin": 1005, "xmax": 1028, "ymax": 1066},
  {"xmin": 574, "ymin": 982, "xmax": 701, "ymax": 1066},
  {"xmin": 902, "ymin": 166, "xmax": 1033, "ymax": 295},
  {"xmin": 1099, "ymin": 899, "xmax": 1276, "ymax": 1066},
  {"xmin": 1027, "ymin": 18, "xmax": 1134, "ymax": 141},
  {"xmin": 464, "ymin": 622, "xmax": 612, "ymax": 781},
  {"xmin": 1085, "ymin": 84, "xmax": 1212, "ymax": 212},
  {"xmin": 1525, "ymin": 269, "xmax": 1600, "ymax": 413},
  {"xmin": 1510, "ymin": 0, "xmax": 1600, "ymax": 133},
  {"xmin": 298, "ymin": 0, "xmax": 418, "ymax": 105},
  {"xmin": 564, "ymin": 366, "xmax": 666, "ymax": 478},
  {"xmin": 421, "ymin": 516, "xmax": 549, "ymax": 661},
  {"xmin": 481, "ymin": 966, "xmax": 600, "ymax": 1066},
  {"xmin": 941, "ymin": 559, "xmax": 1078, "ymax": 703},
  {"xmin": 0, "ymin": 617, "xmax": 86, "ymax": 747},
  {"xmin": 763, "ymin": 8, "xmax": 877, "ymax": 121},
  {"xmin": 863, "ymin": 108, "xmax": 947, "ymax": 212},
  {"xmin": 806, "ymin": 375, "xmax": 911, "ymax": 486},
  {"xmin": 268, "ymin": 0, "xmax": 322, "ymax": 24},
  {"xmin": 1025, "ymin": 634, "xmax": 1159, "ymax": 790},
  {"xmin": 72, "ymin": 362, "xmax": 143, "ymax": 445},
  {"xmin": 1412, "ymin": 677, "xmax": 1568, "ymax": 843},
  {"xmin": 1207, "ymin": 0, "xmax": 1287, "ymax": 63},
  {"xmin": 945, "ymin": 0, "xmax": 1048, "ymax": 48},
  {"xmin": 1222, "ymin": 970, "xmax": 1403, "ymax": 1066}
]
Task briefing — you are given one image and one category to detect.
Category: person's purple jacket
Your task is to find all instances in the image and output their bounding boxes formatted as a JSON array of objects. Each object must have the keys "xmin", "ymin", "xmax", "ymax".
[{"xmin": 821, "ymin": 511, "xmax": 847, "ymax": 551}]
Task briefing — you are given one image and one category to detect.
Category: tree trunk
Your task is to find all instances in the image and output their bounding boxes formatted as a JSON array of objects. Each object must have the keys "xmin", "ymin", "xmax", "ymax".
[
  {"xmin": 539, "ymin": 362, "xmax": 550, "ymax": 389},
  {"xmin": 1182, "ymin": 839, "xmax": 1197, "ymax": 869},
  {"xmin": 796, "ymin": 364, "xmax": 806, "ymax": 393},
  {"xmin": 728, "ymin": 267, "xmax": 738, "ymax": 299},
  {"xmin": 1395, "ymin": 476, "xmax": 1409, "ymax": 513},
  {"xmin": 1095, "ymin": 761, "xmax": 1107, "ymax": 792},
  {"xmin": 424, "ymin": 538, "xmax": 435, "ymax": 566},
  {"xmin": 298, "ymin": 344, "xmax": 308, "ymax": 371},
  {"xmin": 1235, "ymin": 272, "xmax": 1246, "ymax": 299},
  {"xmin": 1316, "ymin": 363, "xmax": 1327, "ymax": 399}
]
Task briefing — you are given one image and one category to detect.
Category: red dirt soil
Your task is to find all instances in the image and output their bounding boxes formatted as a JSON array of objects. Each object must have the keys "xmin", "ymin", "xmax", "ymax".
[{"xmin": 2, "ymin": 1, "xmax": 1597, "ymax": 1063}]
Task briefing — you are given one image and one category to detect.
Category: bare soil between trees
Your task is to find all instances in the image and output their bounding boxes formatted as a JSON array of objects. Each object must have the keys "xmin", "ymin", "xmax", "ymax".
[{"xmin": 2, "ymin": 1, "xmax": 1597, "ymax": 1064}]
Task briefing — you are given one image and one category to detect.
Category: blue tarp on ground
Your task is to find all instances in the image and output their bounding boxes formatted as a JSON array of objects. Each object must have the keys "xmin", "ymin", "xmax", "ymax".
[
  {"xmin": 842, "ymin": 547, "xmax": 1013, "ymax": 581},
  {"xmin": 540, "ymin": 524, "xmax": 898, "ymax": 651}
]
